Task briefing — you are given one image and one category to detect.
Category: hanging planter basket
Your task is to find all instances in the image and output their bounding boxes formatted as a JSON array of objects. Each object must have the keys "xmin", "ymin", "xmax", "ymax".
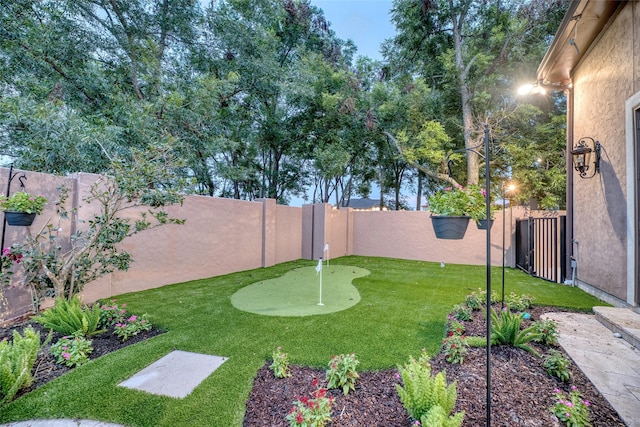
[
  {"xmin": 4, "ymin": 211, "xmax": 36, "ymax": 226},
  {"xmin": 431, "ymin": 215, "xmax": 470, "ymax": 240},
  {"xmin": 476, "ymin": 219, "xmax": 494, "ymax": 230}
]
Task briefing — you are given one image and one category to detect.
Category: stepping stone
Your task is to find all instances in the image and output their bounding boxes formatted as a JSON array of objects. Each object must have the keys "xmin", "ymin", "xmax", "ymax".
[{"xmin": 119, "ymin": 350, "xmax": 227, "ymax": 398}]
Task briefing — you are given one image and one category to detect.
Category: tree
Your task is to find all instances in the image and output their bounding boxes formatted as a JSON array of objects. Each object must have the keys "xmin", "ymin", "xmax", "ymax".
[{"xmin": 6, "ymin": 144, "xmax": 185, "ymax": 303}]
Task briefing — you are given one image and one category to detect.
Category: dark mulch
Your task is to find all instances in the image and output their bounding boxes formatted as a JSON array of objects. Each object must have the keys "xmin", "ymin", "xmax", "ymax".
[
  {"xmin": 1, "ymin": 307, "xmax": 628, "ymax": 426},
  {"xmin": 243, "ymin": 306, "xmax": 627, "ymax": 426},
  {"xmin": 0, "ymin": 321, "xmax": 163, "ymax": 401}
]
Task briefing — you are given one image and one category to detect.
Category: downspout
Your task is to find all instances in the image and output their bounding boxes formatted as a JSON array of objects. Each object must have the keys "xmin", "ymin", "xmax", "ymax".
[{"xmin": 565, "ymin": 87, "xmax": 575, "ymax": 284}]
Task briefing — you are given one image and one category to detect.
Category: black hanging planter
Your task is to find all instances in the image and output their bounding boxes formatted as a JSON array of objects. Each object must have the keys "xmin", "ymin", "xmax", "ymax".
[
  {"xmin": 476, "ymin": 219, "xmax": 494, "ymax": 230},
  {"xmin": 4, "ymin": 211, "xmax": 36, "ymax": 226},
  {"xmin": 431, "ymin": 215, "xmax": 470, "ymax": 239}
]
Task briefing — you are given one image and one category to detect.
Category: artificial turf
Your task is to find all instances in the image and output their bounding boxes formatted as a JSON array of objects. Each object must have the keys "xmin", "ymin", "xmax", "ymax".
[{"xmin": 0, "ymin": 256, "xmax": 606, "ymax": 426}]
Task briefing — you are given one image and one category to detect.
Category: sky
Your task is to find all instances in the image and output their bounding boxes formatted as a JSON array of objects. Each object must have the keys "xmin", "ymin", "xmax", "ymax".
[{"xmin": 310, "ymin": 0, "xmax": 396, "ymax": 60}]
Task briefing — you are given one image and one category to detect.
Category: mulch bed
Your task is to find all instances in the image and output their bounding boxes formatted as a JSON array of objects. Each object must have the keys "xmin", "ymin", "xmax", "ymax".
[
  {"xmin": 243, "ymin": 306, "xmax": 627, "ymax": 426},
  {"xmin": 1, "ymin": 306, "xmax": 628, "ymax": 426}
]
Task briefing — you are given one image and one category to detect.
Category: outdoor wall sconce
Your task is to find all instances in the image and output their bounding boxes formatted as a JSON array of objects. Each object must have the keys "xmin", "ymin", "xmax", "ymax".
[{"xmin": 571, "ymin": 137, "xmax": 601, "ymax": 178}]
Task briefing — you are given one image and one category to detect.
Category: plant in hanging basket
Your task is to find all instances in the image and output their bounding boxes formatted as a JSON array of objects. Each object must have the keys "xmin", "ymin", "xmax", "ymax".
[
  {"xmin": 0, "ymin": 192, "xmax": 47, "ymax": 226},
  {"xmin": 0, "ymin": 191, "xmax": 47, "ymax": 214},
  {"xmin": 428, "ymin": 184, "xmax": 493, "ymax": 239}
]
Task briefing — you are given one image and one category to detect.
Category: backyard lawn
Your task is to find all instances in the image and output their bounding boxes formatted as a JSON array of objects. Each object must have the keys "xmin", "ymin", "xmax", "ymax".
[{"xmin": 0, "ymin": 256, "xmax": 605, "ymax": 426}]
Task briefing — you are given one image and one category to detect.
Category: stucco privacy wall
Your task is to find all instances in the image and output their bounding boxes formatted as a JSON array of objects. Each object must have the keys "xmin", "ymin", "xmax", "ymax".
[
  {"xmin": 350, "ymin": 209, "xmax": 513, "ymax": 267},
  {"xmin": 571, "ymin": 2, "xmax": 636, "ymax": 302}
]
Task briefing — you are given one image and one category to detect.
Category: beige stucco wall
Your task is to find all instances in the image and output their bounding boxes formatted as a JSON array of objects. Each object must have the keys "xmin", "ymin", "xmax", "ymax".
[
  {"xmin": 571, "ymin": 2, "xmax": 637, "ymax": 301},
  {"xmin": 351, "ymin": 209, "xmax": 514, "ymax": 267}
]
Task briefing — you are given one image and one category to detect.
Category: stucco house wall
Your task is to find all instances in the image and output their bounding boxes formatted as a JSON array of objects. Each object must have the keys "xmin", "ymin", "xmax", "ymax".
[{"xmin": 571, "ymin": 3, "xmax": 636, "ymax": 301}]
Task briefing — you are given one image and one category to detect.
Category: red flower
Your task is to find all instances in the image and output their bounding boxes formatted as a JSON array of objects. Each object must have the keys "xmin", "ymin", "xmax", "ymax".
[
  {"xmin": 311, "ymin": 378, "xmax": 318, "ymax": 387},
  {"xmin": 296, "ymin": 412, "xmax": 304, "ymax": 424}
]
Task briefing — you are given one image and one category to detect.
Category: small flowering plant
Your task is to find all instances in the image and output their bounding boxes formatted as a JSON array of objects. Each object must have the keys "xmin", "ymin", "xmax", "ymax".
[
  {"xmin": 113, "ymin": 314, "xmax": 152, "ymax": 341},
  {"xmin": 326, "ymin": 353, "xmax": 360, "ymax": 395},
  {"xmin": 98, "ymin": 299, "xmax": 127, "ymax": 329},
  {"xmin": 269, "ymin": 346, "xmax": 291, "ymax": 378},
  {"xmin": 0, "ymin": 191, "xmax": 47, "ymax": 214},
  {"xmin": 50, "ymin": 332, "xmax": 93, "ymax": 367},
  {"xmin": 442, "ymin": 334, "xmax": 468, "ymax": 364},
  {"xmin": 285, "ymin": 378, "xmax": 334, "ymax": 427},
  {"xmin": 552, "ymin": 386, "xmax": 591, "ymax": 426},
  {"xmin": 428, "ymin": 184, "xmax": 492, "ymax": 222}
]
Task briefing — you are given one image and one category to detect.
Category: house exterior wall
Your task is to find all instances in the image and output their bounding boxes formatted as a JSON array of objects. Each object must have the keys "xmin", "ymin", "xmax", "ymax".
[{"xmin": 571, "ymin": 2, "xmax": 637, "ymax": 302}]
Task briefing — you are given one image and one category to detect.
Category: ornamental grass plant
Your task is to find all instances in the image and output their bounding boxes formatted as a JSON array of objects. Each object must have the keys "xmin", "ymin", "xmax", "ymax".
[{"xmin": 0, "ymin": 256, "xmax": 606, "ymax": 426}]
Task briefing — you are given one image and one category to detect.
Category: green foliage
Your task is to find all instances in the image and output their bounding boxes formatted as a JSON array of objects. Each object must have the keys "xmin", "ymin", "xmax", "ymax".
[
  {"xmin": 544, "ymin": 350, "xmax": 570, "ymax": 382},
  {"xmin": 442, "ymin": 335, "xmax": 468, "ymax": 364},
  {"xmin": 269, "ymin": 346, "xmax": 290, "ymax": 379},
  {"xmin": 50, "ymin": 333, "xmax": 93, "ymax": 368},
  {"xmin": 446, "ymin": 320, "xmax": 465, "ymax": 336},
  {"xmin": 97, "ymin": 300, "xmax": 127, "ymax": 329},
  {"xmin": 505, "ymin": 292, "xmax": 534, "ymax": 312},
  {"xmin": 420, "ymin": 405, "xmax": 464, "ymax": 427},
  {"xmin": 0, "ymin": 327, "xmax": 40, "ymax": 406},
  {"xmin": 449, "ymin": 304, "xmax": 472, "ymax": 321},
  {"xmin": 428, "ymin": 185, "xmax": 491, "ymax": 221},
  {"xmin": 285, "ymin": 380, "xmax": 334, "ymax": 427},
  {"xmin": 326, "ymin": 353, "xmax": 359, "ymax": 395},
  {"xmin": 552, "ymin": 387, "xmax": 591, "ymax": 427},
  {"xmin": 465, "ymin": 336, "xmax": 487, "ymax": 348},
  {"xmin": 113, "ymin": 314, "xmax": 152, "ymax": 342},
  {"xmin": 33, "ymin": 296, "xmax": 103, "ymax": 337},
  {"xmin": 490, "ymin": 307, "xmax": 541, "ymax": 356},
  {"xmin": 395, "ymin": 350, "xmax": 461, "ymax": 422},
  {"xmin": 465, "ymin": 288, "xmax": 499, "ymax": 310},
  {"xmin": 533, "ymin": 318, "xmax": 559, "ymax": 346},
  {"xmin": 0, "ymin": 192, "xmax": 47, "ymax": 214}
]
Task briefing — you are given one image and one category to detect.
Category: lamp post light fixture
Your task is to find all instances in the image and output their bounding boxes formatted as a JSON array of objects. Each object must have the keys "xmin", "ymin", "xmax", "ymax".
[{"xmin": 571, "ymin": 137, "xmax": 601, "ymax": 178}]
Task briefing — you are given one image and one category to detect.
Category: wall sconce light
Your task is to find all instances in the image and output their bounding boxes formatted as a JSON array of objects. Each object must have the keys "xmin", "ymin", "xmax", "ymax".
[{"xmin": 571, "ymin": 137, "xmax": 601, "ymax": 178}]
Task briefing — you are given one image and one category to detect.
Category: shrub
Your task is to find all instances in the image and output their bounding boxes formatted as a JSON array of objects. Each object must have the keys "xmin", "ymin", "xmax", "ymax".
[
  {"xmin": 504, "ymin": 292, "xmax": 534, "ymax": 312},
  {"xmin": 97, "ymin": 300, "xmax": 127, "ymax": 329},
  {"xmin": 395, "ymin": 350, "xmax": 463, "ymax": 424},
  {"xmin": 285, "ymin": 378, "xmax": 334, "ymax": 427},
  {"xmin": 0, "ymin": 326, "xmax": 40, "ymax": 405},
  {"xmin": 269, "ymin": 346, "xmax": 291, "ymax": 379},
  {"xmin": 50, "ymin": 333, "xmax": 93, "ymax": 367},
  {"xmin": 33, "ymin": 295, "xmax": 103, "ymax": 337},
  {"xmin": 449, "ymin": 304, "xmax": 472, "ymax": 321},
  {"xmin": 533, "ymin": 318, "xmax": 559, "ymax": 346},
  {"xmin": 490, "ymin": 307, "xmax": 541, "ymax": 356},
  {"xmin": 113, "ymin": 314, "xmax": 152, "ymax": 341},
  {"xmin": 552, "ymin": 386, "xmax": 591, "ymax": 426},
  {"xmin": 442, "ymin": 335, "xmax": 468, "ymax": 364},
  {"xmin": 326, "ymin": 353, "xmax": 359, "ymax": 395},
  {"xmin": 544, "ymin": 350, "xmax": 571, "ymax": 382}
]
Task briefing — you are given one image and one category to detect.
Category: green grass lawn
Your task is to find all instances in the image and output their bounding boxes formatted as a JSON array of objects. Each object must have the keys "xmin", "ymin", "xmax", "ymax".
[{"xmin": 0, "ymin": 256, "xmax": 605, "ymax": 426}]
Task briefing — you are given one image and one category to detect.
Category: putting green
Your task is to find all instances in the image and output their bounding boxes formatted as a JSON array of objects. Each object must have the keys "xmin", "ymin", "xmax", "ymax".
[{"xmin": 231, "ymin": 265, "xmax": 369, "ymax": 316}]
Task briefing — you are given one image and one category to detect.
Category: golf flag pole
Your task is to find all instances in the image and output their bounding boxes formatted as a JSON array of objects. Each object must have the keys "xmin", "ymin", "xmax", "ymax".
[
  {"xmin": 324, "ymin": 243, "xmax": 329, "ymax": 267},
  {"xmin": 316, "ymin": 257, "xmax": 324, "ymax": 306}
]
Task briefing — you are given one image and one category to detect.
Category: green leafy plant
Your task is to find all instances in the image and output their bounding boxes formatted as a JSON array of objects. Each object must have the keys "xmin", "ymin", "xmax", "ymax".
[
  {"xmin": 97, "ymin": 300, "xmax": 127, "ymax": 329},
  {"xmin": 446, "ymin": 320, "xmax": 466, "ymax": 336},
  {"xmin": 464, "ymin": 288, "xmax": 499, "ymax": 310},
  {"xmin": 544, "ymin": 350, "xmax": 571, "ymax": 382},
  {"xmin": 50, "ymin": 333, "xmax": 93, "ymax": 367},
  {"xmin": 442, "ymin": 335, "xmax": 468, "ymax": 364},
  {"xmin": 428, "ymin": 185, "xmax": 492, "ymax": 222},
  {"xmin": 533, "ymin": 318, "xmax": 559, "ymax": 346},
  {"xmin": 420, "ymin": 405, "xmax": 464, "ymax": 427},
  {"xmin": 449, "ymin": 304, "xmax": 472, "ymax": 321},
  {"xmin": 269, "ymin": 346, "xmax": 291, "ymax": 379},
  {"xmin": 505, "ymin": 292, "xmax": 534, "ymax": 312},
  {"xmin": 395, "ymin": 350, "xmax": 463, "ymax": 424},
  {"xmin": 552, "ymin": 386, "xmax": 591, "ymax": 426},
  {"xmin": 33, "ymin": 296, "xmax": 104, "ymax": 337},
  {"xmin": 113, "ymin": 314, "xmax": 152, "ymax": 341},
  {"xmin": 490, "ymin": 307, "xmax": 541, "ymax": 356},
  {"xmin": 0, "ymin": 326, "xmax": 40, "ymax": 405},
  {"xmin": 465, "ymin": 336, "xmax": 487, "ymax": 347},
  {"xmin": 326, "ymin": 353, "xmax": 359, "ymax": 395},
  {"xmin": 285, "ymin": 378, "xmax": 334, "ymax": 427},
  {"xmin": 0, "ymin": 192, "xmax": 47, "ymax": 214}
]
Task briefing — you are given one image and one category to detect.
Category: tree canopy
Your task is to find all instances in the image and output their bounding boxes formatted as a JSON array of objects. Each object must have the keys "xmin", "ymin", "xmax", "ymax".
[{"xmin": 0, "ymin": 0, "xmax": 570, "ymax": 209}]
